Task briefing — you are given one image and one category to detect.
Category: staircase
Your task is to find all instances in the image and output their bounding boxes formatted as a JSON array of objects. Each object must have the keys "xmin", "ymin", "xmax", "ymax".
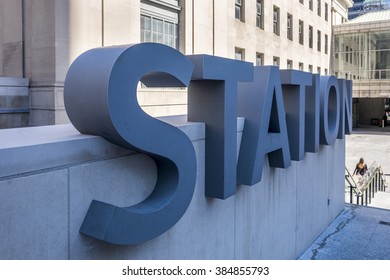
[{"xmin": 345, "ymin": 161, "xmax": 388, "ymax": 207}]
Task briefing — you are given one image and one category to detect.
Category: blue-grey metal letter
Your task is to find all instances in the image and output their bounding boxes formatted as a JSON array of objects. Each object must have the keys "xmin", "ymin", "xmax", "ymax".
[
  {"xmin": 320, "ymin": 76, "xmax": 340, "ymax": 145},
  {"xmin": 237, "ymin": 66, "xmax": 291, "ymax": 186},
  {"xmin": 187, "ymin": 55, "xmax": 253, "ymax": 199},
  {"xmin": 281, "ymin": 70, "xmax": 312, "ymax": 161},
  {"xmin": 64, "ymin": 43, "xmax": 196, "ymax": 245},
  {"xmin": 305, "ymin": 74, "xmax": 321, "ymax": 153},
  {"xmin": 337, "ymin": 79, "xmax": 353, "ymax": 138}
]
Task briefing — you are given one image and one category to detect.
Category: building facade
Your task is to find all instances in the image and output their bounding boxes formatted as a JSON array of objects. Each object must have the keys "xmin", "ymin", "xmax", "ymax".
[
  {"xmin": 348, "ymin": 0, "xmax": 389, "ymax": 20},
  {"xmin": 0, "ymin": 0, "xmax": 352, "ymax": 127},
  {"xmin": 334, "ymin": 9, "xmax": 390, "ymax": 126}
]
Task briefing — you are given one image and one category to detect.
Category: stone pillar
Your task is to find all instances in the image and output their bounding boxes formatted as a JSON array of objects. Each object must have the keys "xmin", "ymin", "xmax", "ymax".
[
  {"xmin": 0, "ymin": 0, "xmax": 24, "ymax": 77},
  {"xmin": 24, "ymin": 0, "xmax": 69, "ymax": 125},
  {"xmin": 24, "ymin": 0, "xmax": 141, "ymax": 126}
]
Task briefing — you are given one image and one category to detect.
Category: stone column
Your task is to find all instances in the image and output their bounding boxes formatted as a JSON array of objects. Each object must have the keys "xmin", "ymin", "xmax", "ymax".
[{"xmin": 0, "ymin": 0, "xmax": 24, "ymax": 77}]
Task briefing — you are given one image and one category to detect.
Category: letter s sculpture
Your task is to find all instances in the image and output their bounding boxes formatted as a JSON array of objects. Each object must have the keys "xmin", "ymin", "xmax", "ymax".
[{"xmin": 64, "ymin": 43, "xmax": 197, "ymax": 245}]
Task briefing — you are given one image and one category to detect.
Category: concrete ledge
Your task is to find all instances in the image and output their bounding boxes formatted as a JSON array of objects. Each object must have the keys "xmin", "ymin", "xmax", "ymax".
[{"xmin": 0, "ymin": 115, "xmax": 205, "ymax": 178}]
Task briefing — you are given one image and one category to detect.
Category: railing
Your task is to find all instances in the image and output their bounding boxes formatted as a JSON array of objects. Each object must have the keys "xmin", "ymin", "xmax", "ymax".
[{"xmin": 345, "ymin": 162, "xmax": 388, "ymax": 206}]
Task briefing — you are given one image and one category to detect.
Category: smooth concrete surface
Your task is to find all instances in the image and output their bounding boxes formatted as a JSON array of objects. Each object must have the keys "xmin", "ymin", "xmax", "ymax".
[
  {"xmin": 0, "ymin": 116, "xmax": 345, "ymax": 259},
  {"xmin": 299, "ymin": 204, "xmax": 390, "ymax": 259},
  {"xmin": 345, "ymin": 125, "xmax": 390, "ymax": 176},
  {"xmin": 0, "ymin": 170, "xmax": 69, "ymax": 259},
  {"xmin": 300, "ymin": 125, "xmax": 390, "ymax": 259}
]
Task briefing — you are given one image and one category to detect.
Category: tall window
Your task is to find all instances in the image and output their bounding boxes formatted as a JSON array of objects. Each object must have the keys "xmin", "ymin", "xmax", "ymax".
[
  {"xmin": 287, "ymin": 14, "xmax": 293, "ymax": 41},
  {"xmin": 273, "ymin": 56, "xmax": 280, "ymax": 67},
  {"xmin": 317, "ymin": 30, "xmax": 321, "ymax": 51},
  {"xmin": 299, "ymin": 20, "xmax": 304, "ymax": 45},
  {"xmin": 273, "ymin": 6, "xmax": 280, "ymax": 35},
  {"xmin": 325, "ymin": 3, "xmax": 329, "ymax": 21},
  {"xmin": 287, "ymin": 60, "xmax": 293, "ymax": 69},
  {"xmin": 308, "ymin": 64, "xmax": 313, "ymax": 73},
  {"xmin": 299, "ymin": 62, "xmax": 304, "ymax": 71},
  {"xmin": 235, "ymin": 0, "xmax": 244, "ymax": 22},
  {"xmin": 256, "ymin": 0, "xmax": 264, "ymax": 29},
  {"xmin": 256, "ymin": 52, "xmax": 264, "ymax": 66},
  {"xmin": 317, "ymin": 0, "xmax": 321, "ymax": 16},
  {"xmin": 309, "ymin": 25, "xmax": 313, "ymax": 48},
  {"xmin": 141, "ymin": 15, "xmax": 178, "ymax": 49},
  {"xmin": 235, "ymin": 47, "xmax": 245, "ymax": 61},
  {"xmin": 324, "ymin": 34, "xmax": 328, "ymax": 54},
  {"xmin": 141, "ymin": 1, "xmax": 179, "ymax": 49},
  {"xmin": 349, "ymin": 48, "xmax": 353, "ymax": 63},
  {"xmin": 309, "ymin": 0, "xmax": 313, "ymax": 10}
]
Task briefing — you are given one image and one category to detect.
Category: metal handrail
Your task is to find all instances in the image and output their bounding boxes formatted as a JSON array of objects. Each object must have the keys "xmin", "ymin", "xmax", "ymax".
[{"xmin": 345, "ymin": 162, "xmax": 388, "ymax": 206}]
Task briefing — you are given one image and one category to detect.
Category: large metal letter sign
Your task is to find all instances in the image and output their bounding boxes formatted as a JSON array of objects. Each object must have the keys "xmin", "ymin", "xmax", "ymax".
[
  {"xmin": 237, "ymin": 66, "xmax": 291, "ymax": 186},
  {"xmin": 63, "ymin": 43, "xmax": 353, "ymax": 245},
  {"xmin": 64, "ymin": 43, "xmax": 196, "ymax": 245},
  {"xmin": 187, "ymin": 55, "xmax": 253, "ymax": 199}
]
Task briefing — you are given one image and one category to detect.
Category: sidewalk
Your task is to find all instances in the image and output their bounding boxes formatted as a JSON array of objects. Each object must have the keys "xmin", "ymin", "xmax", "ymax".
[
  {"xmin": 299, "ymin": 125, "xmax": 390, "ymax": 260},
  {"xmin": 299, "ymin": 204, "xmax": 390, "ymax": 259}
]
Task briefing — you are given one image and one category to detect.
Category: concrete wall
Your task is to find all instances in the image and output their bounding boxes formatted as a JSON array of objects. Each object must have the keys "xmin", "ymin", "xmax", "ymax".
[{"xmin": 0, "ymin": 116, "xmax": 345, "ymax": 259}]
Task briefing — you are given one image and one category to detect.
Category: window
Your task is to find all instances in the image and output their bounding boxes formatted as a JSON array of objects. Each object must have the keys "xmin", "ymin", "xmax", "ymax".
[
  {"xmin": 317, "ymin": 67, "xmax": 321, "ymax": 74},
  {"xmin": 141, "ymin": 15, "xmax": 178, "ymax": 49},
  {"xmin": 325, "ymin": 68, "xmax": 328, "ymax": 75},
  {"xmin": 299, "ymin": 62, "xmax": 304, "ymax": 71},
  {"xmin": 273, "ymin": 56, "xmax": 280, "ymax": 67},
  {"xmin": 324, "ymin": 34, "xmax": 328, "ymax": 54},
  {"xmin": 300, "ymin": 0, "xmax": 304, "ymax": 4},
  {"xmin": 287, "ymin": 14, "xmax": 293, "ymax": 41},
  {"xmin": 309, "ymin": 25, "xmax": 313, "ymax": 48},
  {"xmin": 287, "ymin": 60, "xmax": 293, "ymax": 69},
  {"xmin": 317, "ymin": 0, "xmax": 321, "ymax": 16},
  {"xmin": 235, "ymin": 0, "xmax": 244, "ymax": 22},
  {"xmin": 317, "ymin": 30, "xmax": 321, "ymax": 51},
  {"xmin": 299, "ymin": 20, "xmax": 304, "ymax": 45},
  {"xmin": 346, "ymin": 46, "xmax": 349, "ymax": 63},
  {"xmin": 235, "ymin": 47, "xmax": 245, "ymax": 61},
  {"xmin": 325, "ymin": 3, "xmax": 329, "ymax": 21},
  {"xmin": 349, "ymin": 49, "xmax": 352, "ymax": 64},
  {"xmin": 309, "ymin": 0, "xmax": 313, "ymax": 10},
  {"xmin": 308, "ymin": 64, "xmax": 313, "ymax": 73},
  {"xmin": 256, "ymin": 0, "xmax": 264, "ymax": 29},
  {"xmin": 256, "ymin": 52, "xmax": 264, "ymax": 66},
  {"xmin": 273, "ymin": 6, "xmax": 280, "ymax": 35}
]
